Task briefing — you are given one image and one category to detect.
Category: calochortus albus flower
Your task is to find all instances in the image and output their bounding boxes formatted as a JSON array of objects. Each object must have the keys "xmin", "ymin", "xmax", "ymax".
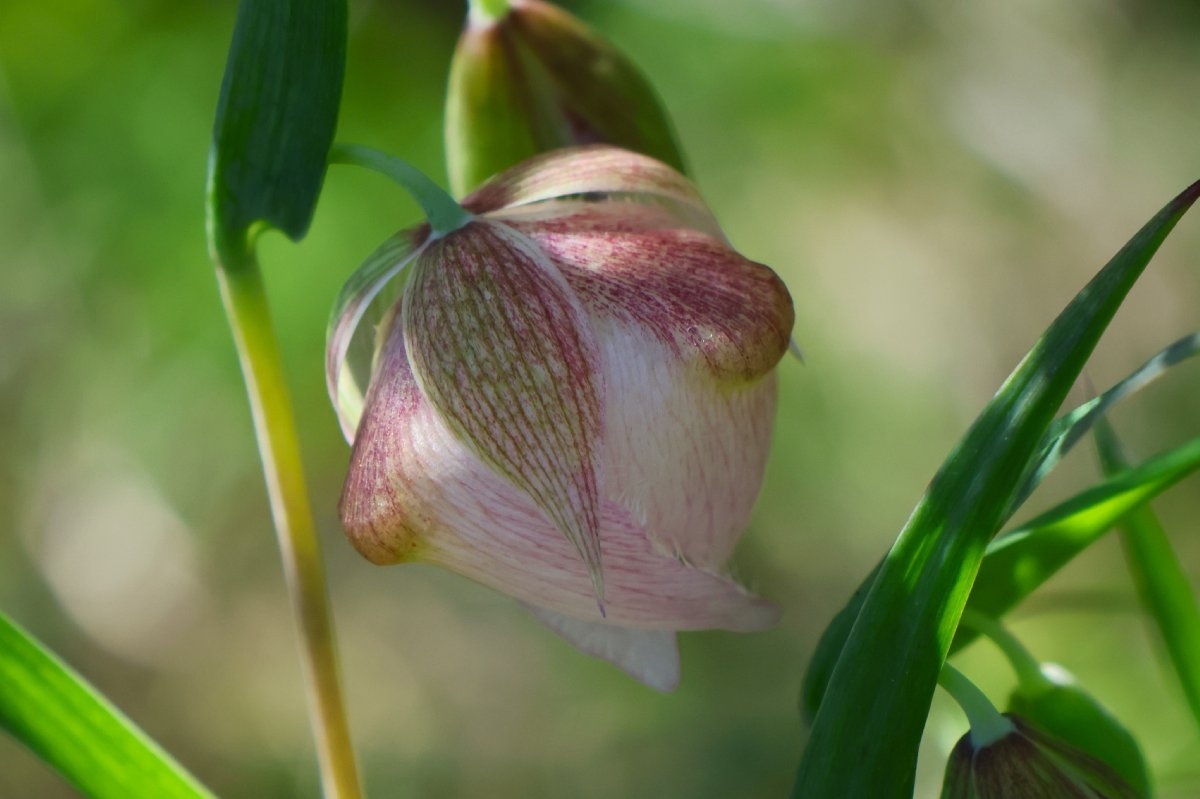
[{"xmin": 327, "ymin": 145, "xmax": 793, "ymax": 690}]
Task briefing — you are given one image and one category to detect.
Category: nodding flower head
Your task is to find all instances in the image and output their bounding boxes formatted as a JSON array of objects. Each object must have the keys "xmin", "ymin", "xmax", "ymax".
[
  {"xmin": 941, "ymin": 714, "xmax": 1143, "ymax": 799},
  {"xmin": 327, "ymin": 145, "xmax": 793, "ymax": 691}
]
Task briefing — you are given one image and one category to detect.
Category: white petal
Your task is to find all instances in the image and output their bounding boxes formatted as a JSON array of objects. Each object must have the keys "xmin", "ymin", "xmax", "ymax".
[
  {"xmin": 526, "ymin": 605, "xmax": 681, "ymax": 692},
  {"xmin": 340, "ymin": 311, "xmax": 778, "ymax": 631},
  {"xmin": 596, "ymin": 322, "xmax": 779, "ymax": 569}
]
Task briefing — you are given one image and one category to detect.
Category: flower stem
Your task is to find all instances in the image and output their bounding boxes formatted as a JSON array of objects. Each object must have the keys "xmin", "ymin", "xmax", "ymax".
[
  {"xmin": 214, "ymin": 245, "xmax": 362, "ymax": 799},
  {"xmin": 939, "ymin": 663, "xmax": 1015, "ymax": 748},
  {"xmin": 329, "ymin": 144, "xmax": 472, "ymax": 236},
  {"xmin": 960, "ymin": 610, "xmax": 1049, "ymax": 691}
]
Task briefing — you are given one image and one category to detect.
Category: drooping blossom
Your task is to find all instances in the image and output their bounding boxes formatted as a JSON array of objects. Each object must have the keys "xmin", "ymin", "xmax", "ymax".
[
  {"xmin": 941, "ymin": 715, "xmax": 1142, "ymax": 799},
  {"xmin": 327, "ymin": 145, "xmax": 792, "ymax": 690}
]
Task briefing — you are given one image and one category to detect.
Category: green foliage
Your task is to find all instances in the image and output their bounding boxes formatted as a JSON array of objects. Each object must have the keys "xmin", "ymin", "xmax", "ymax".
[
  {"xmin": 802, "ymin": 431, "xmax": 1200, "ymax": 724},
  {"xmin": 0, "ymin": 613, "xmax": 214, "ymax": 799},
  {"xmin": 1096, "ymin": 419, "xmax": 1200, "ymax": 733},
  {"xmin": 1008, "ymin": 667, "xmax": 1151, "ymax": 796},
  {"xmin": 207, "ymin": 0, "xmax": 347, "ymax": 263},
  {"xmin": 794, "ymin": 181, "xmax": 1200, "ymax": 797},
  {"xmin": 960, "ymin": 433, "xmax": 1200, "ymax": 640}
]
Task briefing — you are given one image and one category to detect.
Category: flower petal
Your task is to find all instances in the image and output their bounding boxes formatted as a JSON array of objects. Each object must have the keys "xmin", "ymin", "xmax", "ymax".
[
  {"xmin": 599, "ymin": 325, "xmax": 779, "ymax": 569},
  {"xmin": 527, "ymin": 218, "xmax": 794, "ymax": 383},
  {"xmin": 506, "ymin": 212, "xmax": 790, "ymax": 567},
  {"xmin": 462, "ymin": 144, "xmax": 708, "ymax": 218},
  {"xmin": 325, "ymin": 224, "xmax": 429, "ymax": 441},
  {"xmin": 402, "ymin": 220, "xmax": 607, "ymax": 595},
  {"xmin": 340, "ymin": 313, "xmax": 779, "ymax": 632},
  {"xmin": 526, "ymin": 605, "xmax": 681, "ymax": 692}
]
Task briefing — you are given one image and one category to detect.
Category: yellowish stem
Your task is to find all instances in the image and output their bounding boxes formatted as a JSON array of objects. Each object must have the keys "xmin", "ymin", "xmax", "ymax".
[{"xmin": 216, "ymin": 253, "xmax": 362, "ymax": 799}]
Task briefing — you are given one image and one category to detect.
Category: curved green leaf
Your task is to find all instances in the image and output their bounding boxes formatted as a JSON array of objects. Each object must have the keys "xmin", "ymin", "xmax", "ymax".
[
  {"xmin": 800, "ymin": 331, "xmax": 1200, "ymax": 725},
  {"xmin": 1096, "ymin": 419, "xmax": 1200, "ymax": 733},
  {"xmin": 0, "ymin": 612, "xmax": 214, "ymax": 799},
  {"xmin": 793, "ymin": 180, "xmax": 1199, "ymax": 797},
  {"xmin": 207, "ymin": 0, "xmax": 347, "ymax": 265},
  {"xmin": 958, "ymin": 433, "xmax": 1200, "ymax": 641},
  {"xmin": 1010, "ymin": 331, "xmax": 1200, "ymax": 514}
]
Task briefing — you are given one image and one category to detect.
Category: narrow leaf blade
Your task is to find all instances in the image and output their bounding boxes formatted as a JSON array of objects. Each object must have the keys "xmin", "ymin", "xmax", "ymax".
[
  {"xmin": 1096, "ymin": 418, "xmax": 1200, "ymax": 732},
  {"xmin": 1012, "ymin": 331, "xmax": 1200, "ymax": 513},
  {"xmin": 0, "ymin": 612, "xmax": 214, "ymax": 799},
  {"xmin": 793, "ymin": 180, "xmax": 1200, "ymax": 797},
  {"xmin": 957, "ymin": 433, "xmax": 1200, "ymax": 649}
]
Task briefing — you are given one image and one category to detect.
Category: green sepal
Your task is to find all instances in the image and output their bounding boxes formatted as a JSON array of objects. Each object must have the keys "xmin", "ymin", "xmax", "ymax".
[
  {"xmin": 1007, "ymin": 666, "xmax": 1152, "ymax": 797},
  {"xmin": 445, "ymin": 0, "xmax": 685, "ymax": 197},
  {"xmin": 207, "ymin": 0, "xmax": 347, "ymax": 264},
  {"xmin": 793, "ymin": 180, "xmax": 1199, "ymax": 797},
  {"xmin": 0, "ymin": 612, "xmax": 214, "ymax": 799}
]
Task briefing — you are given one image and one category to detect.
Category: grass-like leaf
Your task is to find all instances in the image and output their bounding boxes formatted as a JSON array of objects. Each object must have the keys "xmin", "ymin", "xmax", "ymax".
[
  {"xmin": 793, "ymin": 180, "xmax": 1199, "ymax": 797},
  {"xmin": 207, "ymin": 0, "xmax": 347, "ymax": 263},
  {"xmin": 1095, "ymin": 418, "xmax": 1200, "ymax": 732},
  {"xmin": 0, "ymin": 612, "xmax": 214, "ymax": 798},
  {"xmin": 802, "ymin": 433, "xmax": 1200, "ymax": 721},
  {"xmin": 801, "ymin": 333, "xmax": 1200, "ymax": 723},
  {"xmin": 955, "ymin": 432, "xmax": 1200, "ymax": 650},
  {"xmin": 1010, "ymin": 331, "xmax": 1200, "ymax": 515}
]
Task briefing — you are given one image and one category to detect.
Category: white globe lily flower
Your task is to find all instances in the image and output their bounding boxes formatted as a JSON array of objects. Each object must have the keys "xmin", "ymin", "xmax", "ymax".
[{"xmin": 327, "ymin": 145, "xmax": 793, "ymax": 691}]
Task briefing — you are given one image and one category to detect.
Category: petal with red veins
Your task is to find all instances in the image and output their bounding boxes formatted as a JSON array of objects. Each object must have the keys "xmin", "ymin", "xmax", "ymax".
[
  {"xmin": 527, "ymin": 217, "xmax": 794, "ymax": 383},
  {"xmin": 340, "ymin": 314, "xmax": 779, "ymax": 631},
  {"xmin": 402, "ymin": 220, "xmax": 607, "ymax": 595},
  {"xmin": 463, "ymin": 144, "xmax": 708, "ymax": 218},
  {"xmin": 526, "ymin": 605, "xmax": 681, "ymax": 692}
]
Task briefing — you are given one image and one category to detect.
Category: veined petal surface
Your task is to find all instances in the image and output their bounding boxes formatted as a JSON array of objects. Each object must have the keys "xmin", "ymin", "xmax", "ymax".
[
  {"xmin": 402, "ymin": 220, "xmax": 607, "ymax": 593},
  {"xmin": 341, "ymin": 314, "xmax": 778, "ymax": 632},
  {"xmin": 523, "ymin": 210, "xmax": 793, "ymax": 382},
  {"xmin": 516, "ymin": 206, "xmax": 791, "ymax": 567}
]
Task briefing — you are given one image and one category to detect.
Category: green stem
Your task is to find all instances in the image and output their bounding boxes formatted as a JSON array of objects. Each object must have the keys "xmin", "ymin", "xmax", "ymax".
[
  {"xmin": 468, "ymin": 0, "xmax": 511, "ymax": 23},
  {"xmin": 329, "ymin": 144, "xmax": 472, "ymax": 236},
  {"xmin": 939, "ymin": 664, "xmax": 1015, "ymax": 748},
  {"xmin": 215, "ymin": 245, "xmax": 362, "ymax": 799},
  {"xmin": 960, "ymin": 610, "xmax": 1049, "ymax": 692}
]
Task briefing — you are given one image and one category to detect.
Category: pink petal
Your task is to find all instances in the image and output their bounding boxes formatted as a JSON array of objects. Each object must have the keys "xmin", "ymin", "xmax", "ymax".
[
  {"xmin": 401, "ymin": 220, "xmax": 607, "ymax": 595},
  {"xmin": 526, "ymin": 218, "xmax": 794, "ymax": 383},
  {"xmin": 340, "ymin": 312, "xmax": 779, "ymax": 632},
  {"xmin": 510, "ymin": 211, "xmax": 792, "ymax": 567},
  {"xmin": 462, "ymin": 144, "xmax": 709, "ymax": 218},
  {"xmin": 526, "ymin": 605, "xmax": 681, "ymax": 692}
]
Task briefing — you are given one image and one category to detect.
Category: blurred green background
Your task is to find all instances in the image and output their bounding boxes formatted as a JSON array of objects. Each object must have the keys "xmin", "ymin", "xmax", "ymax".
[{"xmin": 2, "ymin": 0, "xmax": 1199, "ymax": 796}]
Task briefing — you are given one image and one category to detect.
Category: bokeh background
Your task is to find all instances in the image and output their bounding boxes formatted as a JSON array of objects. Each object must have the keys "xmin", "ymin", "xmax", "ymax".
[{"xmin": 2, "ymin": 0, "xmax": 1199, "ymax": 796}]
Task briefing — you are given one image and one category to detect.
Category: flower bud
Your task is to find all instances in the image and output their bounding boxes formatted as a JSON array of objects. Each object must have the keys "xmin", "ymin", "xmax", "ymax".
[
  {"xmin": 445, "ymin": 0, "xmax": 686, "ymax": 197},
  {"xmin": 327, "ymin": 146, "xmax": 792, "ymax": 690},
  {"xmin": 940, "ymin": 716, "xmax": 1143, "ymax": 799},
  {"xmin": 1007, "ymin": 664, "xmax": 1151, "ymax": 796}
]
